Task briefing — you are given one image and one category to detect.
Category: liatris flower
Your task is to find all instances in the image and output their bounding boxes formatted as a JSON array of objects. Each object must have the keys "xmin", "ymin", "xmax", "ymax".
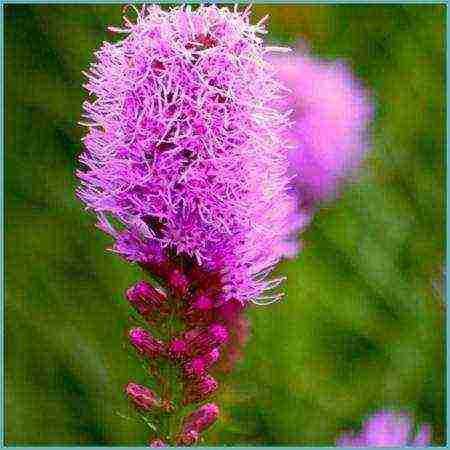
[
  {"xmin": 149, "ymin": 439, "xmax": 167, "ymax": 447},
  {"xmin": 168, "ymin": 269, "xmax": 190, "ymax": 298},
  {"xmin": 78, "ymin": 3, "xmax": 301, "ymax": 306},
  {"xmin": 177, "ymin": 430, "xmax": 199, "ymax": 446},
  {"xmin": 189, "ymin": 293, "xmax": 215, "ymax": 311},
  {"xmin": 182, "ymin": 403, "xmax": 219, "ymax": 434},
  {"xmin": 78, "ymin": 4, "xmax": 304, "ymax": 446},
  {"xmin": 183, "ymin": 358, "xmax": 207, "ymax": 379},
  {"xmin": 126, "ymin": 281, "xmax": 168, "ymax": 317},
  {"xmin": 129, "ymin": 327, "xmax": 166, "ymax": 358},
  {"xmin": 176, "ymin": 403, "xmax": 219, "ymax": 446},
  {"xmin": 125, "ymin": 382, "xmax": 162, "ymax": 411},
  {"xmin": 183, "ymin": 374, "xmax": 219, "ymax": 405},
  {"xmin": 168, "ymin": 338, "xmax": 189, "ymax": 361},
  {"xmin": 181, "ymin": 350, "xmax": 219, "ymax": 378},
  {"xmin": 270, "ymin": 50, "xmax": 374, "ymax": 207},
  {"xmin": 183, "ymin": 324, "xmax": 228, "ymax": 357},
  {"xmin": 336, "ymin": 411, "xmax": 432, "ymax": 447},
  {"xmin": 202, "ymin": 348, "xmax": 220, "ymax": 367}
]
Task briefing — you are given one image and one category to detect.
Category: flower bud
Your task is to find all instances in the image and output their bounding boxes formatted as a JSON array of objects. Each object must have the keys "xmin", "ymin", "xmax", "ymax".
[
  {"xmin": 203, "ymin": 348, "xmax": 220, "ymax": 367},
  {"xmin": 168, "ymin": 268, "xmax": 190, "ymax": 297},
  {"xmin": 177, "ymin": 429, "xmax": 199, "ymax": 446},
  {"xmin": 182, "ymin": 349, "xmax": 219, "ymax": 378},
  {"xmin": 129, "ymin": 327, "xmax": 165, "ymax": 358},
  {"xmin": 183, "ymin": 292, "xmax": 216, "ymax": 325},
  {"xmin": 183, "ymin": 403, "xmax": 219, "ymax": 434},
  {"xmin": 183, "ymin": 358, "xmax": 206, "ymax": 378},
  {"xmin": 126, "ymin": 281, "xmax": 167, "ymax": 316},
  {"xmin": 191, "ymin": 293, "xmax": 214, "ymax": 311},
  {"xmin": 183, "ymin": 374, "xmax": 218, "ymax": 404},
  {"xmin": 184, "ymin": 324, "xmax": 228, "ymax": 357},
  {"xmin": 168, "ymin": 338, "xmax": 188, "ymax": 361},
  {"xmin": 161, "ymin": 399, "xmax": 175, "ymax": 413},
  {"xmin": 148, "ymin": 439, "xmax": 166, "ymax": 447},
  {"xmin": 125, "ymin": 382, "xmax": 160, "ymax": 411},
  {"xmin": 184, "ymin": 329, "xmax": 201, "ymax": 341},
  {"xmin": 216, "ymin": 297, "xmax": 244, "ymax": 323},
  {"xmin": 188, "ymin": 266, "xmax": 223, "ymax": 294}
]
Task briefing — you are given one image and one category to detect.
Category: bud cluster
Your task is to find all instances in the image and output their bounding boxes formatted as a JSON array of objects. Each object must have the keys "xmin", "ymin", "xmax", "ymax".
[{"xmin": 124, "ymin": 254, "xmax": 233, "ymax": 446}]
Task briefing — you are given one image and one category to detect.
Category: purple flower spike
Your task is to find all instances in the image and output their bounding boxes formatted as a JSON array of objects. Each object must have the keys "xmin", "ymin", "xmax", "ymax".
[
  {"xmin": 125, "ymin": 382, "xmax": 161, "ymax": 411},
  {"xmin": 183, "ymin": 403, "xmax": 219, "ymax": 434},
  {"xmin": 270, "ymin": 50, "xmax": 374, "ymax": 206},
  {"xmin": 77, "ymin": 4, "xmax": 302, "ymax": 306},
  {"xmin": 126, "ymin": 281, "xmax": 167, "ymax": 316},
  {"xmin": 129, "ymin": 327, "xmax": 165, "ymax": 358},
  {"xmin": 336, "ymin": 410, "xmax": 432, "ymax": 447}
]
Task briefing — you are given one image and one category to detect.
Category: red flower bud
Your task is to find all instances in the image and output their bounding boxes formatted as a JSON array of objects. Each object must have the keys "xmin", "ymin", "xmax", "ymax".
[
  {"xmin": 183, "ymin": 403, "xmax": 219, "ymax": 434},
  {"xmin": 125, "ymin": 382, "xmax": 160, "ymax": 411},
  {"xmin": 129, "ymin": 327, "xmax": 165, "ymax": 358},
  {"xmin": 183, "ymin": 374, "xmax": 218, "ymax": 405}
]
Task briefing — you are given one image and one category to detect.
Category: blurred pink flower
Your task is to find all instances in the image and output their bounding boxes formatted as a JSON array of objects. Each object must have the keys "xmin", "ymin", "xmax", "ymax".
[
  {"xmin": 336, "ymin": 410, "xmax": 432, "ymax": 447},
  {"xmin": 270, "ymin": 51, "xmax": 374, "ymax": 206}
]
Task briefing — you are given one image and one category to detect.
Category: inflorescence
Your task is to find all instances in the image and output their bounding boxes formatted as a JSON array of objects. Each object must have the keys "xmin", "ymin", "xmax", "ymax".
[
  {"xmin": 78, "ymin": 3, "xmax": 301, "ymax": 306},
  {"xmin": 77, "ymin": 4, "xmax": 302, "ymax": 445},
  {"xmin": 123, "ymin": 271, "xmax": 238, "ymax": 445}
]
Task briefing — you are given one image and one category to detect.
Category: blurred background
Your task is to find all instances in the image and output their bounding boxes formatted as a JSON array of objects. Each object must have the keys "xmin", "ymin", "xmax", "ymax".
[{"xmin": 5, "ymin": 4, "xmax": 446, "ymax": 446}]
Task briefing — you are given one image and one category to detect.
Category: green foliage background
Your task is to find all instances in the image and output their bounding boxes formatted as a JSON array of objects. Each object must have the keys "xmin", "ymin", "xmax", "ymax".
[{"xmin": 5, "ymin": 4, "xmax": 446, "ymax": 446}]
